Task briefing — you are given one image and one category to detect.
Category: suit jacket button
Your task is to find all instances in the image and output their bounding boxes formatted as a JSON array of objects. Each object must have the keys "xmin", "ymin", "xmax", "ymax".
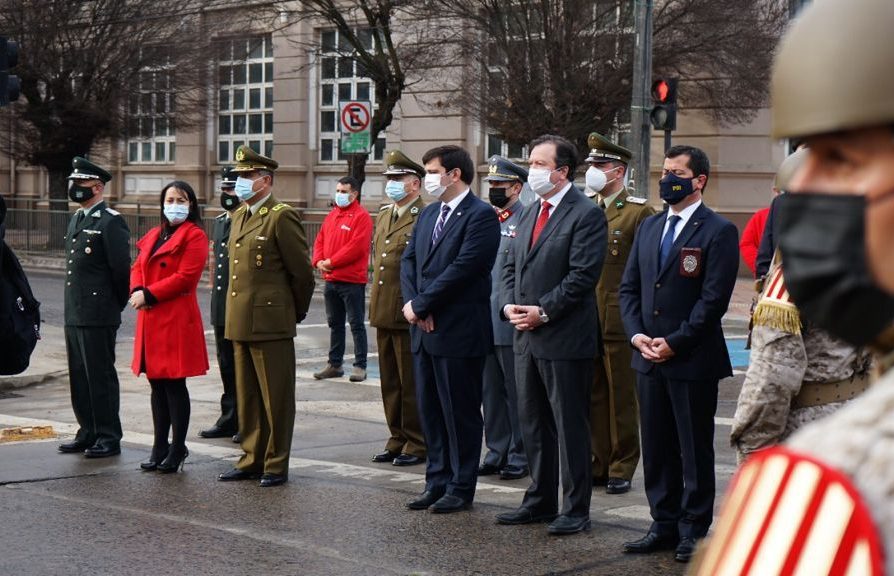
[
  {"xmin": 655, "ymin": 283, "xmax": 661, "ymax": 288},
  {"xmin": 653, "ymin": 310, "xmax": 660, "ymax": 316}
]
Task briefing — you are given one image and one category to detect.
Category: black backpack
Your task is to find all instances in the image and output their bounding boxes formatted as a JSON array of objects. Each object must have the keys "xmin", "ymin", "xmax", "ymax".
[{"xmin": 0, "ymin": 235, "xmax": 41, "ymax": 375}]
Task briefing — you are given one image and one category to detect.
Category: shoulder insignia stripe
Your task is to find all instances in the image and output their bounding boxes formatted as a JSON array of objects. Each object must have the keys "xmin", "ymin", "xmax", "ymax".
[
  {"xmin": 272, "ymin": 203, "xmax": 288, "ymax": 211},
  {"xmin": 104, "ymin": 207, "xmax": 120, "ymax": 216},
  {"xmin": 625, "ymin": 195, "xmax": 647, "ymax": 205}
]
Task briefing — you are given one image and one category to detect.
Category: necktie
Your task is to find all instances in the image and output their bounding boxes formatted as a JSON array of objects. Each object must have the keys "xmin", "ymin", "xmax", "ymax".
[
  {"xmin": 431, "ymin": 204, "xmax": 451, "ymax": 244},
  {"xmin": 392, "ymin": 208, "xmax": 400, "ymax": 223},
  {"xmin": 75, "ymin": 210, "xmax": 85, "ymax": 226},
  {"xmin": 659, "ymin": 215, "xmax": 682, "ymax": 267},
  {"xmin": 530, "ymin": 201, "xmax": 551, "ymax": 247}
]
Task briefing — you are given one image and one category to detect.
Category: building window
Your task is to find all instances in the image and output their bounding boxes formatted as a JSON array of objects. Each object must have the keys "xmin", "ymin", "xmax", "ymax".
[
  {"xmin": 318, "ymin": 29, "xmax": 385, "ymax": 163},
  {"xmin": 486, "ymin": 134, "xmax": 527, "ymax": 161},
  {"xmin": 217, "ymin": 36, "xmax": 274, "ymax": 164},
  {"xmin": 127, "ymin": 68, "xmax": 176, "ymax": 164}
]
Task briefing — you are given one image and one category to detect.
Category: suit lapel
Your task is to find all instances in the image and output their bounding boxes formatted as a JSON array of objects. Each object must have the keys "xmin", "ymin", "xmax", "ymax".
[
  {"xmin": 389, "ymin": 197, "xmax": 422, "ymax": 238},
  {"xmin": 524, "ymin": 186, "xmax": 580, "ymax": 263},
  {"xmin": 231, "ymin": 196, "xmax": 275, "ymax": 243},
  {"xmin": 657, "ymin": 203, "xmax": 707, "ymax": 280},
  {"xmin": 423, "ymin": 193, "xmax": 474, "ymax": 266},
  {"xmin": 73, "ymin": 201, "xmax": 105, "ymax": 235}
]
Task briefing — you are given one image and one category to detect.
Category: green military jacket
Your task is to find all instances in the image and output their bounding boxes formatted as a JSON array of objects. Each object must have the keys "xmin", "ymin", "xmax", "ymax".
[
  {"xmin": 63, "ymin": 201, "xmax": 131, "ymax": 327},
  {"xmin": 595, "ymin": 191, "xmax": 655, "ymax": 340},
  {"xmin": 224, "ymin": 195, "xmax": 315, "ymax": 342},
  {"xmin": 368, "ymin": 196, "xmax": 424, "ymax": 330}
]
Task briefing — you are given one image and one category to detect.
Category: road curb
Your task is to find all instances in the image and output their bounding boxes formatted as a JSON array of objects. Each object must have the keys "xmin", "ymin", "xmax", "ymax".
[{"xmin": 0, "ymin": 369, "xmax": 67, "ymax": 392}]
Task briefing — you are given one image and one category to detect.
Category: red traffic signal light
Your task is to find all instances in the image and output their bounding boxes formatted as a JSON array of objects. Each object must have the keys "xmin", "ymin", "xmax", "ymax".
[{"xmin": 650, "ymin": 77, "xmax": 678, "ymax": 131}]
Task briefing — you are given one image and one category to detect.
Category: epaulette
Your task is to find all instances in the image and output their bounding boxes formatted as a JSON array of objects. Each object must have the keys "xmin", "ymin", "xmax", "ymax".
[
  {"xmin": 752, "ymin": 263, "xmax": 801, "ymax": 334},
  {"xmin": 216, "ymin": 212, "xmax": 227, "ymax": 220},
  {"xmin": 625, "ymin": 195, "xmax": 647, "ymax": 205},
  {"xmin": 379, "ymin": 204, "xmax": 392, "ymax": 211},
  {"xmin": 104, "ymin": 207, "xmax": 120, "ymax": 215},
  {"xmin": 272, "ymin": 203, "xmax": 289, "ymax": 212}
]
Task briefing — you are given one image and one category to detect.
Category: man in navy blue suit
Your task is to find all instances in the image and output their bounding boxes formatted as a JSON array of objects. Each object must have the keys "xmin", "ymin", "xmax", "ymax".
[
  {"xmin": 619, "ymin": 145, "xmax": 739, "ymax": 562},
  {"xmin": 400, "ymin": 145, "xmax": 500, "ymax": 513}
]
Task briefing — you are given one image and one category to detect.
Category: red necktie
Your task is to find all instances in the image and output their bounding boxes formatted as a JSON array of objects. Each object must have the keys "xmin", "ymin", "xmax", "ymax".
[{"xmin": 530, "ymin": 201, "xmax": 551, "ymax": 247}]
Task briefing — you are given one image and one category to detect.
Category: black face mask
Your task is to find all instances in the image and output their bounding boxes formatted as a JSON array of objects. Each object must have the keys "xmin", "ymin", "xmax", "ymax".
[
  {"xmin": 68, "ymin": 183, "xmax": 95, "ymax": 203},
  {"xmin": 220, "ymin": 191, "xmax": 241, "ymax": 211},
  {"xmin": 489, "ymin": 185, "xmax": 511, "ymax": 209},
  {"xmin": 659, "ymin": 173, "xmax": 694, "ymax": 205},
  {"xmin": 777, "ymin": 192, "xmax": 894, "ymax": 346}
]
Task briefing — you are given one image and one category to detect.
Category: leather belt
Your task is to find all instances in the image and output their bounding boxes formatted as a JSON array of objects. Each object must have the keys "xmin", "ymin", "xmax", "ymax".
[{"xmin": 791, "ymin": 373, "xmax": 871, "ymax": 409}]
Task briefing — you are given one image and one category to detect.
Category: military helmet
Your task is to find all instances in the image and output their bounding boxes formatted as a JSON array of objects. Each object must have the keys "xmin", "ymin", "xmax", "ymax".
[
  {"xmin": 774, "ymin": 148, "xmax": 809, "ymax": 191},
  {"xmin": 772, "ymin": 0, "xmax": 894, "ymax": 139}
]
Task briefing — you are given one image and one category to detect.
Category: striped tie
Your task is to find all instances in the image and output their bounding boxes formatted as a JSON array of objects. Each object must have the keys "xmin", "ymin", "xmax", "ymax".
[{"xmin": 431, "ymin": 204, "xmax": 450, "ymax": 244}]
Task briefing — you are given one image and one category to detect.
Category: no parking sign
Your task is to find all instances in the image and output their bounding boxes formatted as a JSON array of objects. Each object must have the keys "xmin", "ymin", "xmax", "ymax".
[{"xmin": 339, "ymin": 101, "xmax": 372, "ymax": 154}]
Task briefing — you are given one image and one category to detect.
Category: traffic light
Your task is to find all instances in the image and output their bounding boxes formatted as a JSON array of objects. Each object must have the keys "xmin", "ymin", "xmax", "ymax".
[
  {"xmin": 650, "ymin": 77, "xmax": 678, "ymax": 131},
  {"xmin": 0, "ymin": 36, "xmax": 20, "ymax": 107}
]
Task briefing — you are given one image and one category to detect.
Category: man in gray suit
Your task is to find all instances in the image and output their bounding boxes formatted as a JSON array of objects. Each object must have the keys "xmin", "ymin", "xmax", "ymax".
[
  {"xmin": 479, "ymin": 156, "xmax": 529, "ymax": 481},
  {"xmin": 497, "ymin": 134, "xmax": 607, "ymax": 535}
]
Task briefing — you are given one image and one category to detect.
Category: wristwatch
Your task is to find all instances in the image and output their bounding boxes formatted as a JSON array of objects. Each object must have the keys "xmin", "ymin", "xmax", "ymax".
[{"xmin": 538, "ymin": 307, "xmax": 550, "ymax": 324}]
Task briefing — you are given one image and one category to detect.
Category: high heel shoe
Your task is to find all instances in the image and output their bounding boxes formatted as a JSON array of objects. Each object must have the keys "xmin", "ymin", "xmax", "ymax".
[
  {"xmin": 140, "ymin": 447, "xmax": 169, "ymax": 471},
  {"xmin": 157, "ymin": 446, "xmax": 188, "ymax": 473}
]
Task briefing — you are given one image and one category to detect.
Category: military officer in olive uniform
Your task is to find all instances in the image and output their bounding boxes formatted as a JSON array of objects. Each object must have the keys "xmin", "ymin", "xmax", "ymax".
[
  {"xmin": 369, "ymin": 150, "xmax": 427, "ymax": 466},
  {"xmin": 585, "ymin": 133, "xmax": 655, "ymax": 494},
  {"xmin": 200, "ymin": 167, "xmax": 241, "ymax": 442},
  {"xmin": 479, "ymin": 155, "xmax": 529, "ymax": 480},
  {"xmin": 217, "ymin": 146, "xmax": 315, "ymax": 488},
  {"xmin": 59, "ymin": 157, "xmax": 131, "ymax": 458}
]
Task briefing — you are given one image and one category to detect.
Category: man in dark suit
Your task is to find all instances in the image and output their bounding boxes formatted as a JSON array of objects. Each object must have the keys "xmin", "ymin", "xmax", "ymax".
[
  {"xmin": 200, "ymin": 167, "xmax": 241, "ymax": 442},
  {"xmin": 619, "ymin": 145, "xmax": 739, "ymax": 562},
  {"xmin": 497, "ymin": 134, "xmax": 607, "ymax": 536},
  {"xmin": 400, "ymin": 145, "xmax": 500, "ymax": 513},
  {"xmin": 59, "ymin": 156, "xmax": 131, "ymax": 458}
]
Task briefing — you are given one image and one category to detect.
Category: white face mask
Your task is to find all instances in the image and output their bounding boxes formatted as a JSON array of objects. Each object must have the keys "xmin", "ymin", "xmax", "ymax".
[
  {"xmin": 585, "ymin": 167, "xmax": 607, "ymax": 192},
  {"xmin": 424, "ymin": 172, "xmax": 447, "ymax": 198},
  {"xmin": 527, "ymin": 167, "xmax": 555, "ymax": 197}
]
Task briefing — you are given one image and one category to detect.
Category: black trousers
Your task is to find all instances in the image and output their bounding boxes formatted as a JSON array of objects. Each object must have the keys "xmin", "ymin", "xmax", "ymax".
[
  {"xmin": 212, "ymin": 324, "xmax": 238, "ymax": 432},
  {"xmin": 64, "ymin": 325, "xmax": 123, "ymax": 448},
  {"xmin": 636, "ymin": 372, "xmax": 718, "ymax": 539},
  {"xmin": 148, "ymin": 378, "xmax": 190, "ymax": 457}
]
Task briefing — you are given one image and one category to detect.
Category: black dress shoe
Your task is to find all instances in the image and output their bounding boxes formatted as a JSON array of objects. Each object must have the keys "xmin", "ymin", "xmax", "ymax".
[
  {"xmin": 199, "ymin": 425, "xmax": 236, "ymax": 439},
  {"xmin": 392, "ymin": 453, "xmax": 424, "ymax": 466},
  {"xmin": 547, "ymin": 515, "xmax": 591, "ymax": 535},
  {"xmin": 606, "ymin": 477, "xmax": 632, "ymax": 494},
  {"xmin": 675, "ymin": 537, "xmax": 697, "ymax": 563},
  {"xmin": 406, "ymin": 489, "xmax": 445, "ymax": 510},
  {"xmin": 623, "ymin": 532, "xmax": 680, "ymax": 554},
  {"xmin": 478, "ymin": 462, "xmax": 502, "ymax": 476},
  {"xmin": 84, "ymin": 444, "xmax": 120, "ymax": 459},
  {"xmin": 430, "ymin": 494, "xmax": 471, "ymax": 514},
  {"xmin": 140, "ymin": 447, "xmax": 169, "ymax": 471},
  {"xmin": 371, "ymin": 450, "xmax": 399, "ymax": 463},
  {"xmin": 218, "ymin": 468, "xmax": 261, "ymax": 482},
  {"xmin": 495, "ymin": 507, "xmax": 557, "ymax": 525},
  {"xmin": 499, "ymin": 466, "xmax": 529, "ymax": 480},
  {"xmin": 259, "ymin": 473, "xmax": 288, "ymax": 487},
  {"xmin": 58, "ymin": 440, "xmax": 92, "ymax": 454},
  {"xmin": 232, "ymin": 433, "xmax": 242, "ymax": 443}
]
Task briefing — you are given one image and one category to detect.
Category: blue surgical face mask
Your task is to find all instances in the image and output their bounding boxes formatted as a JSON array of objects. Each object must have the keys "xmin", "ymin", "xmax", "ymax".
[
  {"xmin": 659, "ymin": 172, "xmax": 695, "ymax": 205},
  {"xmin": 234, "ymin": 176, "xmax": 258, "ymax": 202},
  {"xmin": 164, "ymin": 203, "xmax": 190, "ymax": 226},
  {"xmin": 385, "ymin": 180, "xmax": 407, "ymax": 202},
  {"xmin": 334, "ymin": 192, "xmax": 352, "ymax": 208}
]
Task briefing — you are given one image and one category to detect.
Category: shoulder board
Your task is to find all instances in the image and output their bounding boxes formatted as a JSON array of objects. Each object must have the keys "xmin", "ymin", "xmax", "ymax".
[
  {"xmin": 625, "ymin": 196, "xmax": 647, "ymax": 205},
  {"xmin": 104, "ymin": 207, "xmax": 120, "ymax": 215},
  {"xmin": 216, "ymin": 212, "xmax": 227, "ymax": 220},
  {"xmin": 752, "ymin": 265, "xmax": 801, "ymax": 334},
  {"xmin": 379, "ymin": 204, "xmax": 392, "ymax": 212},
  {"xmin": 272, "ymin": 203, "xmax": 289, "ymax": 212}
]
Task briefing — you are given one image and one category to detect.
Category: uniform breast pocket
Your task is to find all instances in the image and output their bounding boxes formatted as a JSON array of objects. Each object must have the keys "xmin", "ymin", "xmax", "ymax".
[
  {"xmin": 250, "ymin": 238, "xmax": 268, "ymax": 270},
  {"xmin": 252, "ymin": 290, "xmax": 290, "ymax": 333}
]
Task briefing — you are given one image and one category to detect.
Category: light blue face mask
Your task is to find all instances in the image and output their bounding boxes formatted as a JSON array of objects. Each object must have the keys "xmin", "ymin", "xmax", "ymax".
[
  {"xmin": 234, "ymin": 176, "xmax": 257, "ymax": 202},
  {"xmin": 334, "ymin": 191, "xmax": 352, "ymax": 208},
  {"xmin": 163, "ymin": 203, "xmax": 190, "ymax": 225},
  {"xmin": 385, "ymin": 180, "xmax": 407, "ymax": 202}
]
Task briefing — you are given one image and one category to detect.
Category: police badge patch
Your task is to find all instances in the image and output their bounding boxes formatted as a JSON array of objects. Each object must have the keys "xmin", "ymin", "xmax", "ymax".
[{"xmin": 680, "ymin": 247, "xmax": 702, "ymax": 277}]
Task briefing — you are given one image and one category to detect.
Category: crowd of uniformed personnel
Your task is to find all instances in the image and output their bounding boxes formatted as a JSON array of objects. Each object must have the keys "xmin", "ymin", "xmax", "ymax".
[{"xmin": 55, "ymin": 0, "xmax": 894, "ymax": 562}]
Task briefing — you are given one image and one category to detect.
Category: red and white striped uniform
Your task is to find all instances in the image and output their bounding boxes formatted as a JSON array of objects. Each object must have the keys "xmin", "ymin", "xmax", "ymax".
[{"xmin": 691, "ymin": 448, "xmax": 883, "ymax": 576}]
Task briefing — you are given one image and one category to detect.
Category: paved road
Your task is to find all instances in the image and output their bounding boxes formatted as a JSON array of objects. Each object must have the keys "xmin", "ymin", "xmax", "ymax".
[{"xmin": 0, "ymin": 271, "xmax": 750, "ymax": 576}]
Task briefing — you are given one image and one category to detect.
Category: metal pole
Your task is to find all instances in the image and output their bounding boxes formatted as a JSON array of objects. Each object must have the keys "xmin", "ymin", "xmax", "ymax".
[
  {"xmin": 629, "ymin": 0, "xmax": 653, "ymax": 199},
  {"xmin": 664, "ymin": 129, "xmax": 671, "ymax": 154}
]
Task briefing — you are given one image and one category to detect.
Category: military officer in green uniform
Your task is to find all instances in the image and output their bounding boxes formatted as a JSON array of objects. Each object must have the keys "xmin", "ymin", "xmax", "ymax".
[
  {"xmin": 585, "ymin": 132, "xmax": 655, "ymax": 493},
  {"xmin": 368, "ymin": 150, "xmax": 427, "ymax": 466},
  {"xmin": 200, "ymin": 167, "xmax": 241, "ymax": 442},
  {"xmin": 59, "ymin": 156, "xmax": 131, "ymax": 458},
  {"xmin": 217, "ymin": 146, "xmax": 315, "ymax": 488}
]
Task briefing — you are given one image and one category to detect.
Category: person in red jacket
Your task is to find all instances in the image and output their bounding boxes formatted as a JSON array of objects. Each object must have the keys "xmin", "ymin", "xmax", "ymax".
[
  {"xmin": 740, "ymin": 205, "xmax": 772, "ymax": 276},
  {"xmin": 129, "ymin": 180, "xmax": 209, "ymax": 473},
  {"xmin": 312, "ymin": 176, "xmax": 374, "ymax": 382}
]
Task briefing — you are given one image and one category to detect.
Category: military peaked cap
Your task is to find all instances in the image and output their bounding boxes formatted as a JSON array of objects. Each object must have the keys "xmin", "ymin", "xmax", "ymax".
[
  {"xmin": 232, "ymin": 145, "xmax": 279, "ymax": 172},
  {"xmin": 585, "ymin": 132, "xmax": 633, "ymax": 165},
  {"xmin": 68, "ymin": 156, "xmax": 112, "ymax": 183},
  {"xmin": 382, "ymin": 150, "xmax": 425, "ymax": 178},
  {"xmin": 220, "ymin": 165, "xmax": 238, "ymax": 188},
  {"xmin": 484, "ymin": 155, "xmax": 528, "ymax": 183}
]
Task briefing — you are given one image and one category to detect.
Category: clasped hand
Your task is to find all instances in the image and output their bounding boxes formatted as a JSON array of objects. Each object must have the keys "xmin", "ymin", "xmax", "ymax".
[
  {"xmin": 402, "ymin": 301, "xmax": 434, "ymax": 333},
  {"xmin": 633, "ymin": 335, "xmax": 675, "ymax": 363},
  {"xmin": 503, "ymin": 304, "xmax": 543, "ymax": 332}
]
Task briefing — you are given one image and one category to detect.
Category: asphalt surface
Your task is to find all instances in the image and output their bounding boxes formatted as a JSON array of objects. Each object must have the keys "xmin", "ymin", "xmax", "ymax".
[{"xmin": 0, "ymin": 270, "xmax": 752, "ymax": 576}]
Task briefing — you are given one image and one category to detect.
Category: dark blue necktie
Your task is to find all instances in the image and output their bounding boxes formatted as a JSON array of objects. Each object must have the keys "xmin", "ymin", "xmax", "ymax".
[
  {"xmin": 431, "ymin": 204, "xmax": 451, "ymax": 244},
  {"xmin": 659, "ymin": 215, "xmax": 681, "ymax": 267}
]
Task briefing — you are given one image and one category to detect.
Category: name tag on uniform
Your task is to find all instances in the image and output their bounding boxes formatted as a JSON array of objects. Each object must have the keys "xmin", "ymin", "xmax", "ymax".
[
  {"xmin": 84, "ymin": 229, "xmax": 102, "ymax": 235},
  {"xmin": 255, "ymin": 236, "xmax": 267, "ymax": 241}
]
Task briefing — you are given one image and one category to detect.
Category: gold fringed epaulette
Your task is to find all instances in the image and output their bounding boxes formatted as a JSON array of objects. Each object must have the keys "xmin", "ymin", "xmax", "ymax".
[{"xmin": 752, "ymin": 265, "xmax": 801, "ymax": 335}]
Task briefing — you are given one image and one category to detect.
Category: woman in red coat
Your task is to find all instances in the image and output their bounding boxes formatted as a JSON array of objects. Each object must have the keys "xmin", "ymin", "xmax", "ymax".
[{"xmin": 129, "ymin": 181, "xmax": 209, "ymax": 473}]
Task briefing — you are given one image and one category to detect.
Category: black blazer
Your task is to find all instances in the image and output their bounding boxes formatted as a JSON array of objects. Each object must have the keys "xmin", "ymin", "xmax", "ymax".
[
  {"xmin": 500, "ymin": 185, "xmax": 607, "ymax": 360},
  {"xmin": 619, "ymin": 202, "xmax": 739, "ymax": 380},
  {"xmin": 210, "ymin": 213, "xmax": 231, "ymax": 327},
  {"xmin": 400, "ymin": 191, "xmax": 500, "ymax": 357}
]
